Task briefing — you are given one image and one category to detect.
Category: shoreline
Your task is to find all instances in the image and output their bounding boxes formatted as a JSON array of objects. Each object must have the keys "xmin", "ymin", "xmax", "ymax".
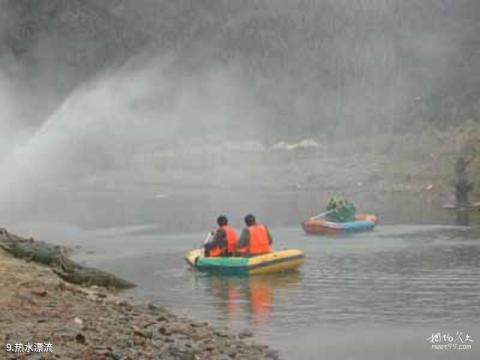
[{"xmin": 0, "ymin": 245, "xmax": 279, "ymax": 359}]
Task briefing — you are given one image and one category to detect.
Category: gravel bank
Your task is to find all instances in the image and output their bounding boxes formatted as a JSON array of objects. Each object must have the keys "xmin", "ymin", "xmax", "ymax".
[{"xmin": 0, "ymin": 249, "xmax": 280, "ymax": 360}]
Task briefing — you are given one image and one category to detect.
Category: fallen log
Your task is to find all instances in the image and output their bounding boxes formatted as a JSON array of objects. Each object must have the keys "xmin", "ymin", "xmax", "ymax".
[{"xmin": 0, "ymin": 228, "xmax": 135, "ymax": 289}]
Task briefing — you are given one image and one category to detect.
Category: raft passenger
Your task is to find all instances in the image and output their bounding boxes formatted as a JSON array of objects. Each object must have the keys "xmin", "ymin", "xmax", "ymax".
[
  {"xmin": 204, "ymin": 215, "xmax": 238, "ymax": 257},
  {"xmin": 326, "ymin": 198, "xmax": 356, "ymax": 222},
  {"xmin": 235, "ymin": 214, "xmax": 272, "ymax": 257}
]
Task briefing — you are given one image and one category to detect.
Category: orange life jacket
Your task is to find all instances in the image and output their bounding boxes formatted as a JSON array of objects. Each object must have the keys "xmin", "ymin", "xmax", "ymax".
[
  {"xmin": 223, "ymin": 225, "xmax": 238, "ymax": 254},
  {"xmin": 249, "ymin": 224, "xmax": 270, "ymax": 255},
  {"xmin": 208, "ymin": 246, "xmax": 223, "ymax": 257},
  {"xmin": 246, "ymin": 224, "xmax": 271, "ymax": 255},
  {"xmin": 208, "ymin": 225, "xmax": 238, "ymax": 257}
]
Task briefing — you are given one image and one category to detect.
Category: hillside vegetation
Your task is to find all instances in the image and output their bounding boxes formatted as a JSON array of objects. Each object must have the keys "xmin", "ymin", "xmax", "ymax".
[{"xmin": 1, "ymin": 0, "xmax": 479, "ymax": 135}]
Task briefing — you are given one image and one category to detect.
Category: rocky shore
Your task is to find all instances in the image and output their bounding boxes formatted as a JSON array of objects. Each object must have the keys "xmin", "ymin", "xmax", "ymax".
[{"xmin": 0, "ymin": 248, "xmax": 279, "ymax": 359}]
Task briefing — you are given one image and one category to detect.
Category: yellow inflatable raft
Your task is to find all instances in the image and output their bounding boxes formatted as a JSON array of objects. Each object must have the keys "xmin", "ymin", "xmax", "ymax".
[{"xmin": 185, "ymin": 248, "xmax": 304, "ymax": 275}]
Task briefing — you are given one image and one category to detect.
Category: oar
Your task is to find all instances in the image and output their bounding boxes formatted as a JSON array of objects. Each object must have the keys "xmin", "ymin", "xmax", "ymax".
[
  {"xmin": 194, "ymin": 232, "xmax": 213, "ymax": 263},
  {"xmin": 202, "ymin": 232, "xmax": 213, "ymax": 246},
  {"xmin": 309, "ymin": 209, "xmax": 336, "ymax": 220}
]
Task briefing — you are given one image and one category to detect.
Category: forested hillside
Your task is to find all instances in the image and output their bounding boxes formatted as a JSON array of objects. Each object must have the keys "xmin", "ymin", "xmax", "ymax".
[{"xmin": 1, "ymin": 0, "xmax": 479, "ymax": 137}]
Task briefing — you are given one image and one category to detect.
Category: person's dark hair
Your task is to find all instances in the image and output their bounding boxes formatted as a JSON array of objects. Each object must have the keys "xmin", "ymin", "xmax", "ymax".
[
  {"xmin": 217, "ymin": 215, "xmax": 228, "ymax": 226},
  {"xmin": 244, "ymin": 214, "xmax": 256, "ymax": 226}
]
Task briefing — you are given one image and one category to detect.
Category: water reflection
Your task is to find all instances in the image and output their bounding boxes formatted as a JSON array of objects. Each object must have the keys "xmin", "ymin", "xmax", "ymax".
[
  {"xmin": 194, "ymin": 272, "xmax": 303, "ymax": 327},
  {"xmin": 18, "ymin": 221, "xmax": 480, "ymax": 360}
]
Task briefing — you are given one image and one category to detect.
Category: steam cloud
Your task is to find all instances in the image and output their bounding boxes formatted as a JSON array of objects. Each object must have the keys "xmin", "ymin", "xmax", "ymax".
[{"xmin": 0, "ymin": 0, "xmax": 478, "ymax": 225}]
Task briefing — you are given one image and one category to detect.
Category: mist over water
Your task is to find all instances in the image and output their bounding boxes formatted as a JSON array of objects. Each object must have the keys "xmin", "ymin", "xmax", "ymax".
[
  {"xmin": 0, "ymin": 57, "xmax": 265, "ymax": 209},
  {"xmin": 1, "ymin": 0, "xmax": 479, "ymax": 218}
]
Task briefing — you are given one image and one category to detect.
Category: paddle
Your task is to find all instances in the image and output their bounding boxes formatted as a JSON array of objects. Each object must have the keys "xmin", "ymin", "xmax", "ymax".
[
  {"xmin": 193, "ymin": 232, "xmax": 213, "ymax": 264},
  {"xmin": 309, "ymin": 209, "xmax": 336, "ymax": 220},
  {"xmin": 202, "ymin": 232, "xmax": 213, "ymax": 246}
]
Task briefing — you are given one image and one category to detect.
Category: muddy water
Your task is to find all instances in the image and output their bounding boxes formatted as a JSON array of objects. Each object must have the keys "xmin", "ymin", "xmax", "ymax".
[{"xmin": 5, "ymin": 191, "xmax": 480, "ymax": 359}]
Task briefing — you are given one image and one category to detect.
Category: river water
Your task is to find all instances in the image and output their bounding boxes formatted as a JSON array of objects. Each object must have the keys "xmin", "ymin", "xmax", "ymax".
[{"xmin": 5, "ymin": 190, "xmax": 480, "ymax": 359}]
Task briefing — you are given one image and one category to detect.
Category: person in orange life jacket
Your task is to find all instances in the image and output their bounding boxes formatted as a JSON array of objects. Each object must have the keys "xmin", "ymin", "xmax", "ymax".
[
  {"xmin": 204, "ymin": 215, "xmax": 238, "ymax": 257},
  {"xmin": 234, "ymin": 214, "xmax": 272, "ymax": 256}
]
